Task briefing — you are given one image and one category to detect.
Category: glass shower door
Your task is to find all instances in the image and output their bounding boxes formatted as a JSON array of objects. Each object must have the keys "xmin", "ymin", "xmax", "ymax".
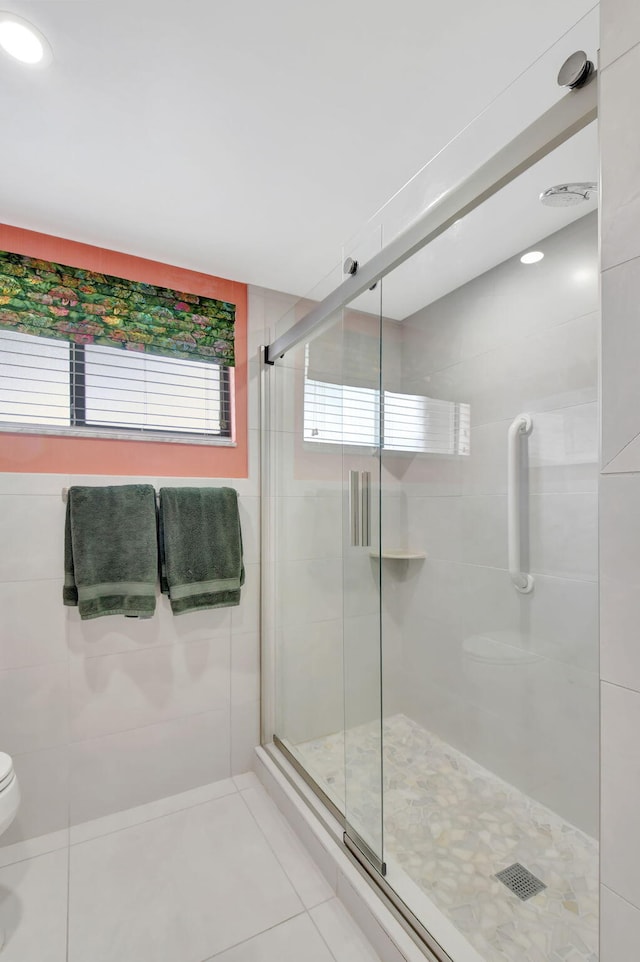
[
  {"xmin": 340, "ymin": 288, "xmax": 385, "ymax": 873},
  {"xmin": 271, "ymin": 289, "xmax": 384, "ymax": 872}
]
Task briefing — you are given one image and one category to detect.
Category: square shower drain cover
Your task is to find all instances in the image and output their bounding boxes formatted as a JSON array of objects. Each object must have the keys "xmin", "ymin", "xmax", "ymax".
[{"xmin": 495, "ymin": 862, "xmax": 547, "ymax": 901}]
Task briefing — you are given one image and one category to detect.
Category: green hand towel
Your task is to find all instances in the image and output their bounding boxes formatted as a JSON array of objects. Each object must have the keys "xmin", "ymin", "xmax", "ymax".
[
  {"xmin": 64, "ymin": 485, "xmax": 158, "ymax": 620},
  {"xmin": 159, "ymin": 487, "xmax": 244, "ymax": 615}
]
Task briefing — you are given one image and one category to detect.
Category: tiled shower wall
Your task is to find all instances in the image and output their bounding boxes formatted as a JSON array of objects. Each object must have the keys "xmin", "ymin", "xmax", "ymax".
[
  {"xmin": 598, "ymin": 1, "xmax": 640, "ymax": 956},
  {"xmin": 0, "ymin": 285, "xmax": 273, "ymax": 854},
  {"xmin": 269, "ymin": 214, "xmax": 601, "ymax": 841},
  {"xmin": 384, "ymin": 214, "xmax": 600, "ymax": 836}
]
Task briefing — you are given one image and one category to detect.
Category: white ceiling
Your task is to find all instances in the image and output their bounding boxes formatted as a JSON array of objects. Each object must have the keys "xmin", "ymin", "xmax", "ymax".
[
  {"xmin": 0, "ymin": 0, "xmax": 598, "ymax": 301},
  {"xmin": 354, "ymin": 122, "xmax": 598, "ymax": 320}
]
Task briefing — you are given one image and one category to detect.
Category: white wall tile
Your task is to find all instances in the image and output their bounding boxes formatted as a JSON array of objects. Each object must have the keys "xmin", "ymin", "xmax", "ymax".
[
  {"xmin": 70, "ymin": 778, "xmax": 237, "ymax": 847},
  {"xmin": 0, "ymin": 495, "xmax": 65, "ymax": 582},
  {"xmin": 231, "ymin": 700, "xmax": 260, "ymax": 776},
  {"xmin": 601, "ymin": 256, "xmax": 640, "ymax": 467},
  {"xmin": 257, "ymin": 286, "xmax": 300, "ymax": 333},
  {"xmin": 459, "ymin": 496, "xmax": 507, "ymax": 568},
  {"xmin": 601, "ymin": 46, "xmax": 640, "ymax": 270},
  {"xmin": 601, "ymin": 884, "xmax": 640, "ymax": 962},
  {"xmin": 231, "ymin": 632, "xmax": 260, "ymax": 707},
  {"xmin": 158, "ymin": 594, "xmax": 233, "ymax": 645},
  {"xmin": 231, "ymin": 562, "xmax": 260, "ymax": 636},
  {"xmin": 343, "ymin": 554, "xmax": 379, "ymax": 620},
  {"xmin": 601, "ymin": 474, "xmax": 640, "ymax": 692},
  {"xmin": 238, "ymin": 496, "xmax": 260, "ymax": 565},
  {"xmin": 396, "ymin": 208, "xmax": 599, "ymax": 835},
  {"xmin": 0, "ymin": 283, "xmax": 261, "ymax": 848},
  {"xmin": 0, "ymin": 663, "xmax": 68, "ymax": 754},
  {"xmin": 0, "ymin": 747, "xmax": 69, "ymax": 849},
  {"xmin": 528, "ymin": 401, "xmax": 598, "ymax": 493},
  {"xmin": 528, "ymin": 574, "xmax": 598, "ymax": 673},
  {"xmin": 462, "ymin": 420, "xmax": 509, "ymax": 495},
  {"xmin": 66, "ymin": 594, "xmax": 232, "ymax": 658},
  {"xmin": 602, "ymin": 434, "xmax": 640, "ymax": 474},
  {"xmin": 0, "ymin": 579, "xmax": 67, "ymax": 669},
  {"xmin": 69, "ymin": 636, "xmax": 230, "ymax": 741},
  {"xmin": 416, "ymin": 488, "xmax": 597, "ymax": 586},
  {"xmin": 601, "ymin": 681, "xmax": 640, "ymax": 906},
  {"xmin": 69, "ymin": 709, "xmax": 230, "ymax": 824},
  {"xmin": 344, "ymin": 613, "xmax": 384, "ymax": 731},
  {"xmin": 601, "ymin": 0, "xmax": 640, "ymax": 68},
  {"xmin": 460, "ymin": 403, "xmax": 598, "ymax": 499},
  {"xmin": 272, "ymin": 363, "xmax": 301, "ymax": 434},
  {"xmin": 276, "ymin": 620, "xmax": 343, "ymax": 744},
  {"xmin": 403, "ymin": 214, "xmax": 598, "ymax": 374},
  {"xmin": 529, "ymin": 492, "xmax": 598, "ymax": 582},
  {"xmin": 402, "ymin": 558, "xmax": 463, "ymax": 629},
  {"xmin": 246, "ymin": 348, "xmax": 263, "ymax": 432},
  {"xmin": 272, "ymin": 431, "xmax": 343, "ymax": 499},
  {"xmin": 0, "ymin": 473, "xmax": 68, "ymax": 497},
  {"xmin": 458, "ymin": 562, "xmax": 598, "ymax": 671},
  {"xmin": 407, "ymin": 497, "xmax": 460, "ymax": 562},
  {"xmin": 275, "ymin": 559, "xmax": 342, "ymax": 629},
  {"xmin": 398, "ymin": 550, "xmax": 599, "ymax": 829},
  {"xmin": 425, "ymin": 311, "xmax": 598, "ymax": 430},
  {"xmin": 275, "ymin": 494, "xmax": 342, "ymax": 561}
]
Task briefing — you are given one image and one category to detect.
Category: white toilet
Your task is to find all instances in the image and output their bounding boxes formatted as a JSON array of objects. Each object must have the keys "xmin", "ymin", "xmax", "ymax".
[{"xmin": 0, "ymin": 752, "xmax": 20, "ymax": 953}]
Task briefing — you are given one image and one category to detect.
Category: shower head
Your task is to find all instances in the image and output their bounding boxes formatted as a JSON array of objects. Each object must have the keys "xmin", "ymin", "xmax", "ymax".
[{"xmin": 539, "ymin": 182, "xmax": 598, "ymax": 207}]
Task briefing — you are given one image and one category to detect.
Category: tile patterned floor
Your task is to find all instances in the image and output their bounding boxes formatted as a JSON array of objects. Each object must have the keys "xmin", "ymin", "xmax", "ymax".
[
  {"xmin": 0, "ymin": 773, "xmax": 380, "ymax": 962},
  {"xmin": 297, "ymin": 714, "xmax": 599, "ymax": 962}
]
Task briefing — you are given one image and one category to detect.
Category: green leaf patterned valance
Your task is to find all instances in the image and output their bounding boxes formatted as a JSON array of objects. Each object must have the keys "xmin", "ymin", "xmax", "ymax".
[{"xmin": 0, "ymin": 250, "xmax": 235, "ymax": 366}]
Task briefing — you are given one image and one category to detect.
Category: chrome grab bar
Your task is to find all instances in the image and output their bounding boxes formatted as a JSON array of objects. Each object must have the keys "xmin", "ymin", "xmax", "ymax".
[{"xmin": 508, "ymin": 414, "xmax": 534, "ymax": 594}]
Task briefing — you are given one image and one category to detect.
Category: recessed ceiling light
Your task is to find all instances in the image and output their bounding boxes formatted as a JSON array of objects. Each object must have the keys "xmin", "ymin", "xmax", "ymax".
[
  {"xmin": 0, "ymin": 13, "xmax": 52, "ymax": 66},
  {"xmin": 520, "ymin": 251, "xmax": 544, "ymax": 265}
]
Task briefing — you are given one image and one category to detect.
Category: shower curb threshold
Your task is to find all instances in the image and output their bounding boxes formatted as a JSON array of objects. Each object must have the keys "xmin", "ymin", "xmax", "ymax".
[{"xmin": 253, "ymin": 744, "xmax": 481, "ymax": 962}]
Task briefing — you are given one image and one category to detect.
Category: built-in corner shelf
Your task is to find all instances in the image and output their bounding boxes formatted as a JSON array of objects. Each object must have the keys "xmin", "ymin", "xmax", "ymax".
[{"xmin": 369, "ymin": 550, "xmax": 426, "ymax": 560}]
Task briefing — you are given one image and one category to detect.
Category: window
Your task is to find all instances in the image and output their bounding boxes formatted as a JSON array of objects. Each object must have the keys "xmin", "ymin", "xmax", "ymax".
[
  {"xmin": 0, "ymin": 329, "xmax": 232, "ymax": 442},
  {"xmin": 0, "ymin": 247, "xmax": 237, "ymax": 445},
  {"xmin": 303, "ymin": 359, "xmax": 470, "ymax": 455}
]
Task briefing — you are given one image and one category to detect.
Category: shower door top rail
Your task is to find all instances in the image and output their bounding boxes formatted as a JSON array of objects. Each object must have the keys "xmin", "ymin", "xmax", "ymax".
[{"xmin": 264, "ymin": 75, "xmax": 597, "ymax": 366}]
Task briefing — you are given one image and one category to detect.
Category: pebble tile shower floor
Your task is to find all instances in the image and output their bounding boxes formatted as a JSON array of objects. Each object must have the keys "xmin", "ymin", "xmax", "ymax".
[{"xmin": 297, "ymin": 714, "xmax": 598, "ymax": 962}]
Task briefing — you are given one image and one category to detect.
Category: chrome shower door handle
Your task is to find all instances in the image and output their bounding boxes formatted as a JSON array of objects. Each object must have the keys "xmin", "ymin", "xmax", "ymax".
[
  {"xmin": 349, "ymin": 470, "xmax": 360, "ymax": 547},
  {"xmin": 361, "ymin": 471, "xmax": 371, "ymax": 547}
]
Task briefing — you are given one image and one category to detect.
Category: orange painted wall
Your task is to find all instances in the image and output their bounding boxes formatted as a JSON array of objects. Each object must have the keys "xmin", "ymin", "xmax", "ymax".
[{"xmin": 0, "ymin": 225, "xmax": 248, "ymax": 477}]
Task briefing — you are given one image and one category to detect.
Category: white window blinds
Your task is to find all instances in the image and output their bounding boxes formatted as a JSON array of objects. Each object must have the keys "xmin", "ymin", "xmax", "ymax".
[{"xmin": 0, "ymin": 329, "xmax": 232, "ymax": 442}]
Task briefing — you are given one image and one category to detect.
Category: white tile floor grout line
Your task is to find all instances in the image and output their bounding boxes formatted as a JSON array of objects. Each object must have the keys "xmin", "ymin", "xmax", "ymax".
[
  {"xmin": 69, "ymin": 783, "xmax": 241, "ymax": 849},
  {"xmin": 307, "ymin": 906, "xmax": 359, "ymax": 962},
  {"xmin": 239, "ymin": 786, "xmax": 337, "ymax": 912},
  {"xmin": 0, "ymin": 774, "xmax": 386, "ymax": 962},
  {"xmin": 0, "ymin": 783, "xmax": 241, "ymax": 869},
  {"xmin": 196, "ymin": 910, "xmax": 309, "ymax": 962}
]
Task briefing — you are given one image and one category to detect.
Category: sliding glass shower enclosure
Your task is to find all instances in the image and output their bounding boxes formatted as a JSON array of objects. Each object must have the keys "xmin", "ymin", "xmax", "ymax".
[{"xmin": 263, "ymin": 16, "xmax": 599, "ymax": 962}]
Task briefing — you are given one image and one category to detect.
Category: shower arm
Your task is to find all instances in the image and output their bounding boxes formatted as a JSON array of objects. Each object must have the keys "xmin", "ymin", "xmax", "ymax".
[{"xmin": 508, "ymin": 414, "xmax": 534, "ymax": 594}]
